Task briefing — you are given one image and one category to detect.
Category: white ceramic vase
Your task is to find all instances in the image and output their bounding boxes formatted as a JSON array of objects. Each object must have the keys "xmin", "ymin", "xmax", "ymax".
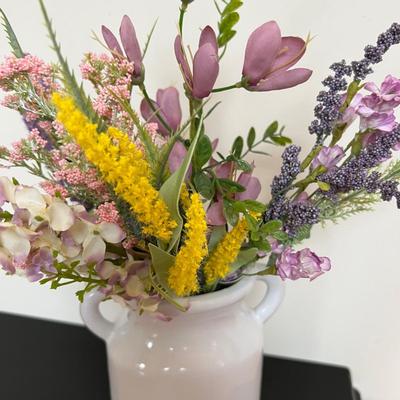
[{"xmin": 80, "ymin": 275, "xmax": 284, "ymax": 400}]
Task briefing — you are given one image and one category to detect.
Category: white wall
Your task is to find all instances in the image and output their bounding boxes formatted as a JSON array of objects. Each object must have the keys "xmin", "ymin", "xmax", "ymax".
[{"xmin": 0, "ymin": 0, "xmax": 399, "ymax": 399}]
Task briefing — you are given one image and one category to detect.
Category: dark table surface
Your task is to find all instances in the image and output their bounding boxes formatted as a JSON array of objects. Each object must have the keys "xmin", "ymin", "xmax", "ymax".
[{"xmin": 0, "ymin": 312, "xmax": 361, "ymax": 399}]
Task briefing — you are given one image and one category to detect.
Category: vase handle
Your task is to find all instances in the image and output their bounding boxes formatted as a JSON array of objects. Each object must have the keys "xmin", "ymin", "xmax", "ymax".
[
  {"xmin": 80, "ymin": 290, "xmax": 115, "ymax": 342},
  {"xmin": 253, "ymin": 275, "xmax": 285, "ymax": 324}
]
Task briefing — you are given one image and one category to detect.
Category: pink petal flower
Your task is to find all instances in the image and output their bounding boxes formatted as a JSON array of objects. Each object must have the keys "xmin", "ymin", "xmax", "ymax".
[
  {"xmin": 270, "ymin": 36, "xmax": 307, "ymax": 75},
  {"xmin": 168, "ymin": 141, "xmax": 192, "ymax": 179},
  {"xmin": 156, "ymin": 87, "xmax": 182, "ymax": 132},
  {"xmin": 206, "ymin": 199, "xmax": 226, "ymax": 226},
  {"xmin": 82, "ymin": 235, "xmax": 106, "ymax": 264},
  {"xmin": 119, "ymin": 15, "xmax": 142, "ymax": 78},
  {"xmin": 236, "ymin": 172, "xmax": 261, "ymax": 201},
  {"xmin": 250, "ymin": 68, "xmax": 312, "ymax": 92},
  {"xmin": 192, "ymin": 43, "xmax": 219, "ymax": 99},
  {"xmin": 98, "ymin": 222, "xmax": 126, "ymax": 243},
  {"xmin": 174, "ymin": 35, "xmax": 192, "ymax": 86},
  {"xmin": 101, "ymin": 25, "xmax": 123, "ymax": 56},
  {"xmin": 242, "ymin": 21, "xmax": 282, "ymax": 85},
  {"xmin": 198, "ymin": 25, "xmax": 218, "ymax": 54}
]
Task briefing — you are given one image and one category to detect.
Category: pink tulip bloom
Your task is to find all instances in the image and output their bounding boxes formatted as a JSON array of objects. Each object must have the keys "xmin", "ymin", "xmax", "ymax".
[
  {"xmin": 102, "ymin": 15, "xmax": 143, "ymax": 80},
  {"xmin": 140, "ymin": 87, "xmax": 182, "ymax": 136},
  {"xmin": 242, "ymin": 21, "xmax": 312, "ymax": 92},
  {"xmin": 174, "ymin": 26, "xmax": 219, "ymax": 99}
]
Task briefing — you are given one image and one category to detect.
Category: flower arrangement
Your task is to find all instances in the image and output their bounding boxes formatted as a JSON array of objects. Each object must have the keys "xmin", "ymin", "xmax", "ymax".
[{"xmin": 0, "ymin": 0, "xmax": 400, "ymax": 315}]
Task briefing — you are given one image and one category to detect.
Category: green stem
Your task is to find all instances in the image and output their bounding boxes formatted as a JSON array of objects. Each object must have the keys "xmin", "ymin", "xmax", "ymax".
[
  {"xmin": 179, "ymin": 3, "xmax": 188, "ymax": 36},
  {"xmin": 211, "ymin": 82, "xmax": 242, "ymax": 93}
]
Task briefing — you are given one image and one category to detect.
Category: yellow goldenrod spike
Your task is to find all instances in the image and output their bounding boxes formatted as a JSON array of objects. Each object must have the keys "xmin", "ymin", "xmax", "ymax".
[
  {"xmin": 52, "ymin": 93, "xmax": 176, "ymax": 242},
  {"xmin": 203, "ymin": 218, "xmax": 248, "ymax": 285},
  {"xmin": 168, "ymin": 193, "xmax": 208, "ymax": 296}
]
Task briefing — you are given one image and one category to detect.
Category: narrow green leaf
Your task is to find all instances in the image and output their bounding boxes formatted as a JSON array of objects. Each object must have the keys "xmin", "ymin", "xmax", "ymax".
[
  {"xmin": 0, "ymin": 9, "xmax": 24, "ymax": 58},
  {"xmin": 244, "ymin": 213, "xmax": 258, "ymax": 232},
  {"xmin": 218, "ymin": 178, "xmax": 245, "ymax": 193},
  {"xmin": 263, "ymin": 121, "xmax": 279, "ymax": 139},
  {"xmin": 231, "ymin": 136, "xmax": 244, "ymax": 158},
  {"xmin": 317, "ymin": 181, "xmax": 331, "ymax": 191},
  {"xmin": 142, "ymin": 18, "xmax": 158, "ymax": 59},
  {"xmin": 235, "ymin": 159, "xmax": 252, "ymax": 172},
  {"xmin": 230, "ymin": 248, "xmax": 258, "ymax": 272},
  {"xmin": 223, "ymin": 199, "xmax": 239, "ymax": 226},
  {"xmin": 241, "ymin": 200, "xmax": 266, "ymax": 213},
  {"xmin": 159, "ymin": 114, "xmax": 204, "ymax": 251},
  {"xmin": 219, "ymin": 12, "xmax": 240, "ymax": 32},
  {"xmin": 270, "ymin": 136, "xmax": 292, "ymax": 146},
  {"xmin": 208, "ymin": 226, "xmax": 226, "ymax": 252},
  {"xmin": 148, "ymin": 243, "xmax": 176, "ymax": 290},
  {"xmin": 247, "ymin": 127, "xmax": 256, "ymax": 148},
  {"xmin": 222, "ymin": 0, "xmax": 243, "ymax": 16}
]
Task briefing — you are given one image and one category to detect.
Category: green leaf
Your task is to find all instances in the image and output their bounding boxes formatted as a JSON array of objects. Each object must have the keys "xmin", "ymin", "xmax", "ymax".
[
  {"xmin": 218, "ymin": 30, "xmax": 237, "ymax": 47},
  {"xmin": 0, "ymin": 210, "xmax": 13, "ymax": 221},
  {"xmin": 254, "ymin": 240, "xmax": 272, "ymax": 252},
  {"xmin": 301, "ymin": 145, "xmax": 322, "ymax": 171},
  {"xmin": 230, "ymin": 247, "xmax": 258, "ymax": 272},
  {"xmin": 193, "ymin": 172, "xmax": 215, "ymax": 199},
  {"xmin": 208, "ymin": 226, "xmax": 227, "ymax": 252},
  {"xmin": 194, "ymin": 134, "xmax": 213, "ymax": 169},
  {"xmin": 159, "ymin": 114, "xmax": 204, "ymax": 251},
  {"xmin": 218, "ymin": 178, "xmax": 245, "ymax": 193},
  {"xmin": 231, "ymin": 136, "xmax": 244, "ymax": 158},
  {"xmin": 260, "ymin": 220, "xmax": 282, "ymax": 234},
  {"xmin": 0, "ymin": 9, "xmax": 24, "ymax": 58},
  {"xmin": 257, "ymin": 265, "xmax": 277, "ymax": 276},
  {"xmin": 219, "ymin": 12, "xmax": 240, "ymax": 33},
  {"xmin": 272, "ymin": 231, "xmax": 288, "ymax": 241},
  {"xmin": 247, "ymin": 127, "xmax": 256, "ymax": 149},
  {"xmin": 317, "ymin": 181, "xmax": 331, "ymax": 191},
  {"xmin": 38, "ymin": 0, "xmax": 100, "ymax": 126},
  {"xmin": 244, "ymin": 213, "xmax": 259, "ymax": 232},
  {"xmin": 235, "ymin": 159, "xmax": 252, "ymax": 172},
  {"xmin": 222, "ymin": 0, "xmax": 243, "ymax": 16},
  {"xmin": 241, "ymin": 200, "xmax": 266, "ymax": 213},
  {"xmin": 223, "ymin": 199, "xmax": 239, "ymax": 226},
  {"xmin": 12, "ymin": 177, "xmax": 19, "ymax": 185},
  {"xmin": 263, "ymin": 121, "xmax": 279, "ymax": 139},
  {"xmin": 148, "ymin": 244, "xmax": 176, "ymax": 290},
  {"xmin": 142, "ymin": 18, "xmax": 158, "ymax": 59},
  {"xmin": 270, "ymin": 136, "xmax": 292, "ymax": 146}
]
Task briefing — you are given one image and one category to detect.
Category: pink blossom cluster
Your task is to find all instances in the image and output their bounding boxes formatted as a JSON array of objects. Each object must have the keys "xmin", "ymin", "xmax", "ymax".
[
  {"xmin": 343, "ymin": 75, "xmax": 400, "ymax": 146},
  {"xmin": 40, "ymin": 181, "xmax": 69, "ymax": 198},
  {"xmin": 95, "ymin": 202, "xmax": 121, "ymax": 224},
  {"xmin": 0, "ymin": 54, "xmax": 58, "ymax": 98},
  {"xmin": 80, "ymin": 53, "xmax": 134, "ymax": 121}
]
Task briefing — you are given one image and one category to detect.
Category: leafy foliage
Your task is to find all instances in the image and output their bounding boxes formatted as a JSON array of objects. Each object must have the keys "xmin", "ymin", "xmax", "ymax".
[
  {"xmin": 0, "ymin": 9, "xmax": 24, "ymax": 58},
  {"xmin": 215, "ymin": 0, "xmax": 243, "ymax": 49},
  {"xmin": 38, "ymin": 0, "xmax": 100, "ymax": 126}
]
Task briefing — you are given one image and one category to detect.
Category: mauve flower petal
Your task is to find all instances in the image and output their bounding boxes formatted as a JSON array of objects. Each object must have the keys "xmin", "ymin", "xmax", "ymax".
[
  {"xmin": 140, "ymin": 98, "xmax": 169, "ymax": 136},
  {"xmin": 101, "ymin": 25, "xmax": 123, "ymax": 56},
  {"xmin": 242, "ymin": 21, "xmax": 282, "ymax": 85},
  {"xmin": 98, "ymin": 222, "xmax": 126, "ymax": 243},
  {"xmin": 156, "ymin": 87, "xmax": 182, "ymax": 132},
  {"xmin": 192, "ymin": 43, "xmax": 219, "ymax": 99},
  {"xmin": 251, "ymin": 68, "xmax": 312, "ymax": 92},
  {"xmin": 174, "ymin": 35, "xmax": 192, "ymax": 86},
  {"xmin": 82, "ymin": 235, "xmax": 106, "ymax": 264},
  {"xmin": 236, "ymin": 174, "xmax": 261, "ymax": 201},
  {"xmin": 215, "ymin": 162, "xmax": 234, "ymax": 179},
  {"xmin": 211, "ymin": 138, "xmax": 219, "ymax": 152},
  {"xmin": 168, "ymin": 141, "xmax": 192, "ymax": 179},
  {"xmin": 270, "ymin": 36, "xmax": 306, "ymax": 75},
  {"xmin": 119, "ymin": 15, "xmax": 142, "ymax": 76},
  {"xmin": 0, "ymin": 177, "xmax": 15, "ymax": 204},
  {"xmin": 206, "ymin": 200, "xmax": 227, "ymax": 225},
  {"xmin": 47, "ymin": 200, "xmax": 75, "ymax": 232},
  {"xmin": 198, "ymin": 25, "xmax": 218, "ymax": 54}
]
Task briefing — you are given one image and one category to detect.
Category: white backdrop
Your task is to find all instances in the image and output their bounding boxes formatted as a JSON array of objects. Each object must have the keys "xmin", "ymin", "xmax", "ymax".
[{"xmin": 0, "ymin": 1, "xmax": 399, "ymax": 399}]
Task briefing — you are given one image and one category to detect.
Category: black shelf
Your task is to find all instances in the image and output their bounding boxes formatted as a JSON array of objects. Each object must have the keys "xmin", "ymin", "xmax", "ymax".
[{"xmin": 0, "ymin": 312, "xmax": 360, "ymax": 399}]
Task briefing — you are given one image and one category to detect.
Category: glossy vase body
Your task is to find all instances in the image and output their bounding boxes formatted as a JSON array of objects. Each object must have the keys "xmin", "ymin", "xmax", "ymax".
[{"xmin": 81, "ymin": 276, "xmax": 284, "ymax": 400}]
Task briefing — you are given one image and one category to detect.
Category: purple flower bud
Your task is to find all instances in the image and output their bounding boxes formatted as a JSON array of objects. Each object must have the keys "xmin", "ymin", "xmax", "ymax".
[
  {"xmin": 311, "ymin": 145, "xmax": 345, "ymax": 171},
  {"xmin": 242, "ymin": 21, "xmax": 312, "ymax": 92},
  {"xmin": 277, "ymin": 247, "xmax": 331, "ymax": 281},
  {"xmin": 140, "ymin": 87, "xmax": 182, "ymax": 136},
  {"xmin": 174, "ymin": 26, "xmax": 219, "ymax": 99},
  {"xmin": 102, "ymin": 15, "xmax": 143, "ymax": 80},
  {"xmin": 119, "ymin": 15, "xmax": 143, "ymax": 78}
]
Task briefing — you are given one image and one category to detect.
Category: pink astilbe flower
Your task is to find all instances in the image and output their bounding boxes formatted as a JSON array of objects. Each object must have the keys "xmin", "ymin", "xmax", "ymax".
[
  {"xmin": 9, "ymin": 141, "xmax": 27, "ymax": 163},
  {"xmin": 95, "ymin": 202, "xmax": 121, "ymax": 225},
  {"xmin": 40, "ymin": 181, "xmax": 69, "ymax": 199},
  {"xmin": 27, "ymin": 128, "xmax": 48, "ymax": 149}
]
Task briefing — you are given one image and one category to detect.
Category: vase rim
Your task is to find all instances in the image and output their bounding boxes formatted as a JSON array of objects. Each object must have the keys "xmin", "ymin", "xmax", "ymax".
[{"xmin": 166, "ymin": 276, "xmax": 256, "ymax": 315}]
